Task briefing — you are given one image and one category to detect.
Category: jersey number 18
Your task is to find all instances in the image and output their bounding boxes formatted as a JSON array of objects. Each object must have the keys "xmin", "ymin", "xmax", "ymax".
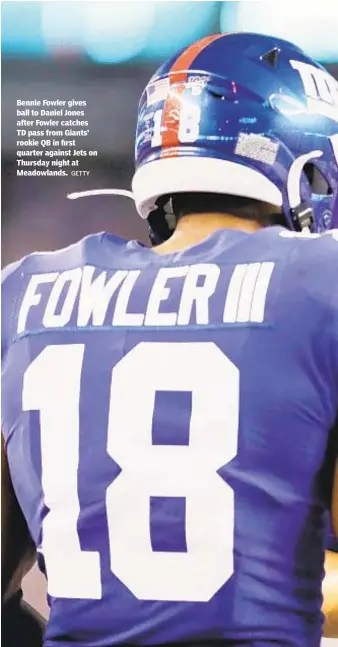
[{"xmin": 23, "ymin": 341, "xmax": 239, "ymax": 602}]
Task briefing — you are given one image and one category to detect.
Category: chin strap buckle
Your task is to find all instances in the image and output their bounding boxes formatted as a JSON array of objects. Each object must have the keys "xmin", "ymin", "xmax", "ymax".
[{"xmin": 290, "ymin": 203, "xmax": 313, "ymax": 232}]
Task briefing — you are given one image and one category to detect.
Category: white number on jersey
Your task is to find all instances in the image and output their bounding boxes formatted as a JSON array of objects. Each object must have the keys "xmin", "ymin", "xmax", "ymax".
[{"xmin": 23, "ymin": 342, "xmax": 239, "ymax": 601}]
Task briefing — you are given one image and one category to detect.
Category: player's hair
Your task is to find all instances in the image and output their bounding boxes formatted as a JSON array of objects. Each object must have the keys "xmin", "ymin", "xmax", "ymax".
[{"xmin": 171, "ymin": 193, "xmax": 286, "ymax": 228}]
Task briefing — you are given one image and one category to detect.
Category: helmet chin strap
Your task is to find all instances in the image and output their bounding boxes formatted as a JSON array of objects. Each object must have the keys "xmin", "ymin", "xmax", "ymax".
[{"xmin": 290, "ymin": 202, "xmax": 314, "ymax": 233}]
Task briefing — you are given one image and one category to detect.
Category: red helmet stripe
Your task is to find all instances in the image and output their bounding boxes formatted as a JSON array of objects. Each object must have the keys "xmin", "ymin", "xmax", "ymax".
[
  {"xmin": 170, "ymin": 33, "xmax": 225, "ymax": 82},
  {"xmin": 161, "ymin": 33, "xmax": 225, "ymax": 156}
]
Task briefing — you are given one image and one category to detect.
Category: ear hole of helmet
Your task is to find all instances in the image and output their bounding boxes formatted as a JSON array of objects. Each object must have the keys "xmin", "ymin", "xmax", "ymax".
[{"xmin": 304, "ymin": 163, "xmax": 332, "ymax": 196}]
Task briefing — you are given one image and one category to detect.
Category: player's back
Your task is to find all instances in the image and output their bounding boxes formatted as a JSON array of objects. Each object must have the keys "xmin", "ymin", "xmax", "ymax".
[{"xmin": 2, "ymin": 226, "xmax": 338, "ymax": 647}]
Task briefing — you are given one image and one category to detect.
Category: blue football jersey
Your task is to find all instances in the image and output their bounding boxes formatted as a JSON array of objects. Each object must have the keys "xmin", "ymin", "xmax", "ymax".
[{"xmin": 2, "ymin": 226, "xmax": 338, "ymax": 647}]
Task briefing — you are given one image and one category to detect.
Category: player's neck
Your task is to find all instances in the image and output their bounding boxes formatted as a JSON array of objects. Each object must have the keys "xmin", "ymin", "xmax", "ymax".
[{"xmin": 153, "ymin": 212, "xmax": 261, "ymax": 255}]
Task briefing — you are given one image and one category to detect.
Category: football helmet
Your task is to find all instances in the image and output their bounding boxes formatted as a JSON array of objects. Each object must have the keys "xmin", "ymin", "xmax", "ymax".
[{"xmin": 132, "ymin": 32, "xmax": 338, "ymax": 242}]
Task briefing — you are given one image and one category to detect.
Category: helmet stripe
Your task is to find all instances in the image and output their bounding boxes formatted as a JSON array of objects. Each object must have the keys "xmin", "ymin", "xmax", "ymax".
[
  {"xmin": 169, "ymin": 33, "xmax": 225, "ymax": 82},
  {"xmin": 161, "ymin": 33, "xmax": 225, "ymax": 156}
]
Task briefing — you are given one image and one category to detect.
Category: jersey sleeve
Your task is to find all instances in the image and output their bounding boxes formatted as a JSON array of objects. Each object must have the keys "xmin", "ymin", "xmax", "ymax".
[
  {"xmin": 294, "ymin": 231, "xmax": 338, "ymax": 376},
  {"xmin": 323, "ymin": 236, "xmax": 338, "ymax": 538},
  {"xmin": 315, "ymin": 232, "xmax": 338, "ymax": 425},
  {"xmin": 326, "ymin": 244, "xmax": 338, "ymax": 438},
  {"xmin": 1, "ymin": 259, "xmax": 24, "ymax": 361},
  {"xmin": 327, "ymin": 274, "xmax": 338, "ymax": 401},
  {"xmin": 326, "ymin": 233, "xmax": 338, "ymax": 356}
]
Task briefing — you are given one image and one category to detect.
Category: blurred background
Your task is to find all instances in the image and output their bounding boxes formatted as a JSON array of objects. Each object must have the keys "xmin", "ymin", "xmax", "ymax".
[{"xmin": 2, "ymin": 1, "xmax": 338, "ymax": 642}]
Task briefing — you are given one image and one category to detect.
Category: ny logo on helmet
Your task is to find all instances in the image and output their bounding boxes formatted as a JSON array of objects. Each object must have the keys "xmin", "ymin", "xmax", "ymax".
[{"xmin": 290, "ymin": 60, "xmax": 338, "ymax": 122}]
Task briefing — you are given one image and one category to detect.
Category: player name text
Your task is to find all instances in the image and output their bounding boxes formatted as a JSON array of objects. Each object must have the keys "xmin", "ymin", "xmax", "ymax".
[{"xmin": 17, "ymin": 262, "xmax": 275, "ymax": 333}]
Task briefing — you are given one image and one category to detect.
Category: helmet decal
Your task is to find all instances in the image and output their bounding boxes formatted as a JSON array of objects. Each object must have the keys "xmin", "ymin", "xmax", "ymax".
[{"xmin": 290, "ymin": 60, "xmax": 338, "ymax": 122}]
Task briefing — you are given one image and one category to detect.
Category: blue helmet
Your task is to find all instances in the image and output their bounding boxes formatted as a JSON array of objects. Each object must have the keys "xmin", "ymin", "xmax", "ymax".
[{"xmin": 132, "ymin": 32, "xmax": 338, "ymax": 242}]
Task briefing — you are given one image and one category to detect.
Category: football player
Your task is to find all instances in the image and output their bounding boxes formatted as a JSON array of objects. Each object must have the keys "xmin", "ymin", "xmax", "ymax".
[{"xmin": 2, "ymin": 32, "xmax": 338, "ymax": 647}]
